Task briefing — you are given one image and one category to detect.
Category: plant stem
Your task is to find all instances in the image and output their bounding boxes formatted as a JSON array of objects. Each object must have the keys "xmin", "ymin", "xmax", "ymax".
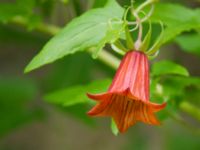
[
  {"xmin": 97, "ymin": 50, "xmax": 120, "ymax": 70},
  {"xmin": 11, "ymin": 16, "xmax": 120, "ymax": 70},
  {"xmin": 179, "ymin": 101, "xmax": 200, "ymax": 122},
  {"xmin": 8, "ymin": 14, "xmax": 200, "ymax": 126},
  {"xmin": 131, "ymin": 9, "xmax": 143, "ymax": 50},
  {"xmin": 12, "ymin": 16, "xmax": 60, "ymax": 36}
]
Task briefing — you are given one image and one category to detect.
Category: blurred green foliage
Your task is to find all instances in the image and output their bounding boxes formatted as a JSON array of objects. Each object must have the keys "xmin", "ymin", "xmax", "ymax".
[
  {"xmin": 0, "ymin": 77, "xmax": 43, "ymax": 136},
  {"xmin": 0, "ymin": 0, "xmax": 199, "ymax": 149},
  {"xmin": 175, "ymin": 33, "xmax": 200, "ymax": 57}
]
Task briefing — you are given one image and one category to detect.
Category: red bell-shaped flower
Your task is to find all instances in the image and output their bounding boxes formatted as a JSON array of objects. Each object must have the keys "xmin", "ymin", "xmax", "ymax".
[{"xmin": 87, "ymin": 50, "xmax": 166, "ymax": 133}]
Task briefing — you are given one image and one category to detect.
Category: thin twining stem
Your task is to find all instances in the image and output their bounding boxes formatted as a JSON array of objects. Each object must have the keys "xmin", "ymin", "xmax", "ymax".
[
  {"xmin": 131, "ymin": 9, "xmax": 143, "ymax": 50},
  {"xmin": 135, "ymin": 0, "xmax": 156, "ymax": 14},
  {"xmin": 128, "ymin": 5, "xmax": 154, "ymax": 25}
]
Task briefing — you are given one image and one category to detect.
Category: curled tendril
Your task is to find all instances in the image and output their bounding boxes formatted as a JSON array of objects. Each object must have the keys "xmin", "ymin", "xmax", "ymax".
[
  {"xmin": 123, "ymin": 6, "xmax": 132, "ymax": 22},
  {"xmin": 129, "ymin": 23, "xmax": 139, "ymax": 32},
  {"xmin": 130, "ymin": 8, "xmax": 143, "ymax": 50},
  {"xmin": 112, "ymin": 1, "xmax": 156, "ymax": 53},
  {"xmin": 111, "ymin": 42, "xmax": 126, "ymax": 55},
  {"xmin": 124, "ymin": 4, "xmax": 154, "ymax": 38},
  {"xmin": 148, "ymin": 50, "xmax": 159, "ymax": 60},
  {"xmin": 140, "ymin": 5, "xmax": 154, "ymax": 23},
  {"xmin": 127, "ymin": 4, "xmax": 154, "ymax": 25},
  {"xmin": 108, "ymin": 18, "xmax": 124, "ymax": 30},
  {"xmin": 107, "ymin": 18, "xmax": 125, "ymax": 40}
]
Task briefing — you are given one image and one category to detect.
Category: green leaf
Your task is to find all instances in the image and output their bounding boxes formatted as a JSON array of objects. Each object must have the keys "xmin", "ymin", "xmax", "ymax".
[
  {"xmin": 151, "ymin": 3, "xmax": 200, "ymax": 26},
  {"xmin": 44, "ymin": 79, "xmax": 111, "ymax": 106},
  {"xmin": 150, "ymin": 3, "xmax": 200, "ymax": 45},
  {"xmin": 92, "ymin": 0, "xmax": 108, "ymax": 8},
  {"xmin": 162, "ymin": 76, "xmax": 200, "ymax": 92},
  {"xmin": 57, "ymin": 104, "xmax": 96, "ymax": 126},
  {"xmin": 92, "ymin": 20, "xmax": 125, "ymax": 58},
  {"xmin": 111, "ymin": 118, "xmax": 118, "ymax": 136},
  {"xmin": 152, "ymin": 76, "xmax": 200, "ymax": 101},
  {"xmin": 25, "ymin": 0, "xmax": 124, "ymax": 72},
  {"xmin": 150, "ymin": 75, "xmax": 200, "ymax": 121},
  {"xmin": 43, "ymin": 53, "xmax": 107, "ymax": 126},
  {"xmin": 43, "ymin": 53, "xmax": 94, "ymax": 92},
  {"xmin": 151, "ymin": 60, "xmax": 189, "ymax": 77},
  {"xmin": 160, "ymin": 24, "xmax": 200, "ymax": 45},
  {"xmin": 175, "ymin": 33, "xmax": 200, "ymax": 57}
]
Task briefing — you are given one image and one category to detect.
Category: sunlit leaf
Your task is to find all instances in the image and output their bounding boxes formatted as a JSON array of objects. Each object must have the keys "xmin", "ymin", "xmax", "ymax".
[
  {"xmin": 151, "ymin": 3, "xmax": 200, "ymax": 26},
  {"xmin": 25, "ymin": 0, "xmax": 124, "ymax": 72},
  {"xmin": 92, "ymin": 21, "xmax": 125, "ymax": 58},
  {"xmin": 92, "ymin": 0, "xmax": 108, "ymax": 8},
  {"xmin": 175, "ymin": 33, "xmax": 200, "ymax": 57},
  {"xmin": 44, "ymin": 79, "xmax": 111, "ymax": 106},
  {"xmin": 152, "ymin": 60, "xmax": 189, "ymax": 77},
  {"xmin": 150, "ymin": 3, "xmax": 200, "ymax": 45}
]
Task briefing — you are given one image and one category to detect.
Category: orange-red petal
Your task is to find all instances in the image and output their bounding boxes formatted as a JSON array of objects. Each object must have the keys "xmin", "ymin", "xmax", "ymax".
[
  {"xmin": 87, "ymin": 93, "xmax": 166, "ymax": 133},
  {"xmin": 108, "ymin": 51, "xmax": 150, "ymax": 102},
  {"xmin": 87, "ymin": 51, "xmax": 167, "ymax": 132}
]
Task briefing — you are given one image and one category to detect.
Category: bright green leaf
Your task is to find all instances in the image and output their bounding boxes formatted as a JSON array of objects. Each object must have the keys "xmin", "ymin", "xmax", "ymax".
[
  {"xmin": 44, "ymin": 79, "xmax": 111, "ymax": 106},
  {"xmin": 160, "ymin": 24, "xmax": 200, "ymax": 45},
  {"xmin": 151, "ymin": 3, "xmax": 200, "ymax": 26},
  {"xmin": 152, "ymin": 60, "xmax": 189, "ymax": 77},
  {"xmin": 175, "ymin": 33, "xmax": 200, "ymax": 57},
  {"xmin": 25, "ymin": 0, "xmax": 124, "ymax": 72},
  {"xmin": 92, "ymin": 21, "xmax": 125, "ymax": 58},
  {"xmin": 92, "ymin": 0, "xmax": 108, "ymax": 8},
  {"xmin": 111, "ymin": 118, "xmax": 118, "ymax": 136},
  {"xmin": 150, "ymin": 3, "xmax": 200, "ymax": 46}
]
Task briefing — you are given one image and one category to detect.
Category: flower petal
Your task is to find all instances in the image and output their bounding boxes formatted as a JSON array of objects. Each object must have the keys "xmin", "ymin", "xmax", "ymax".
[
  {"xmin": 86, "ymin": 93, "xmax": 108, "ymax": 101},
  {"xmin": 87, "ymin": 93, "xmax": 164, "ymax": 133}
]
